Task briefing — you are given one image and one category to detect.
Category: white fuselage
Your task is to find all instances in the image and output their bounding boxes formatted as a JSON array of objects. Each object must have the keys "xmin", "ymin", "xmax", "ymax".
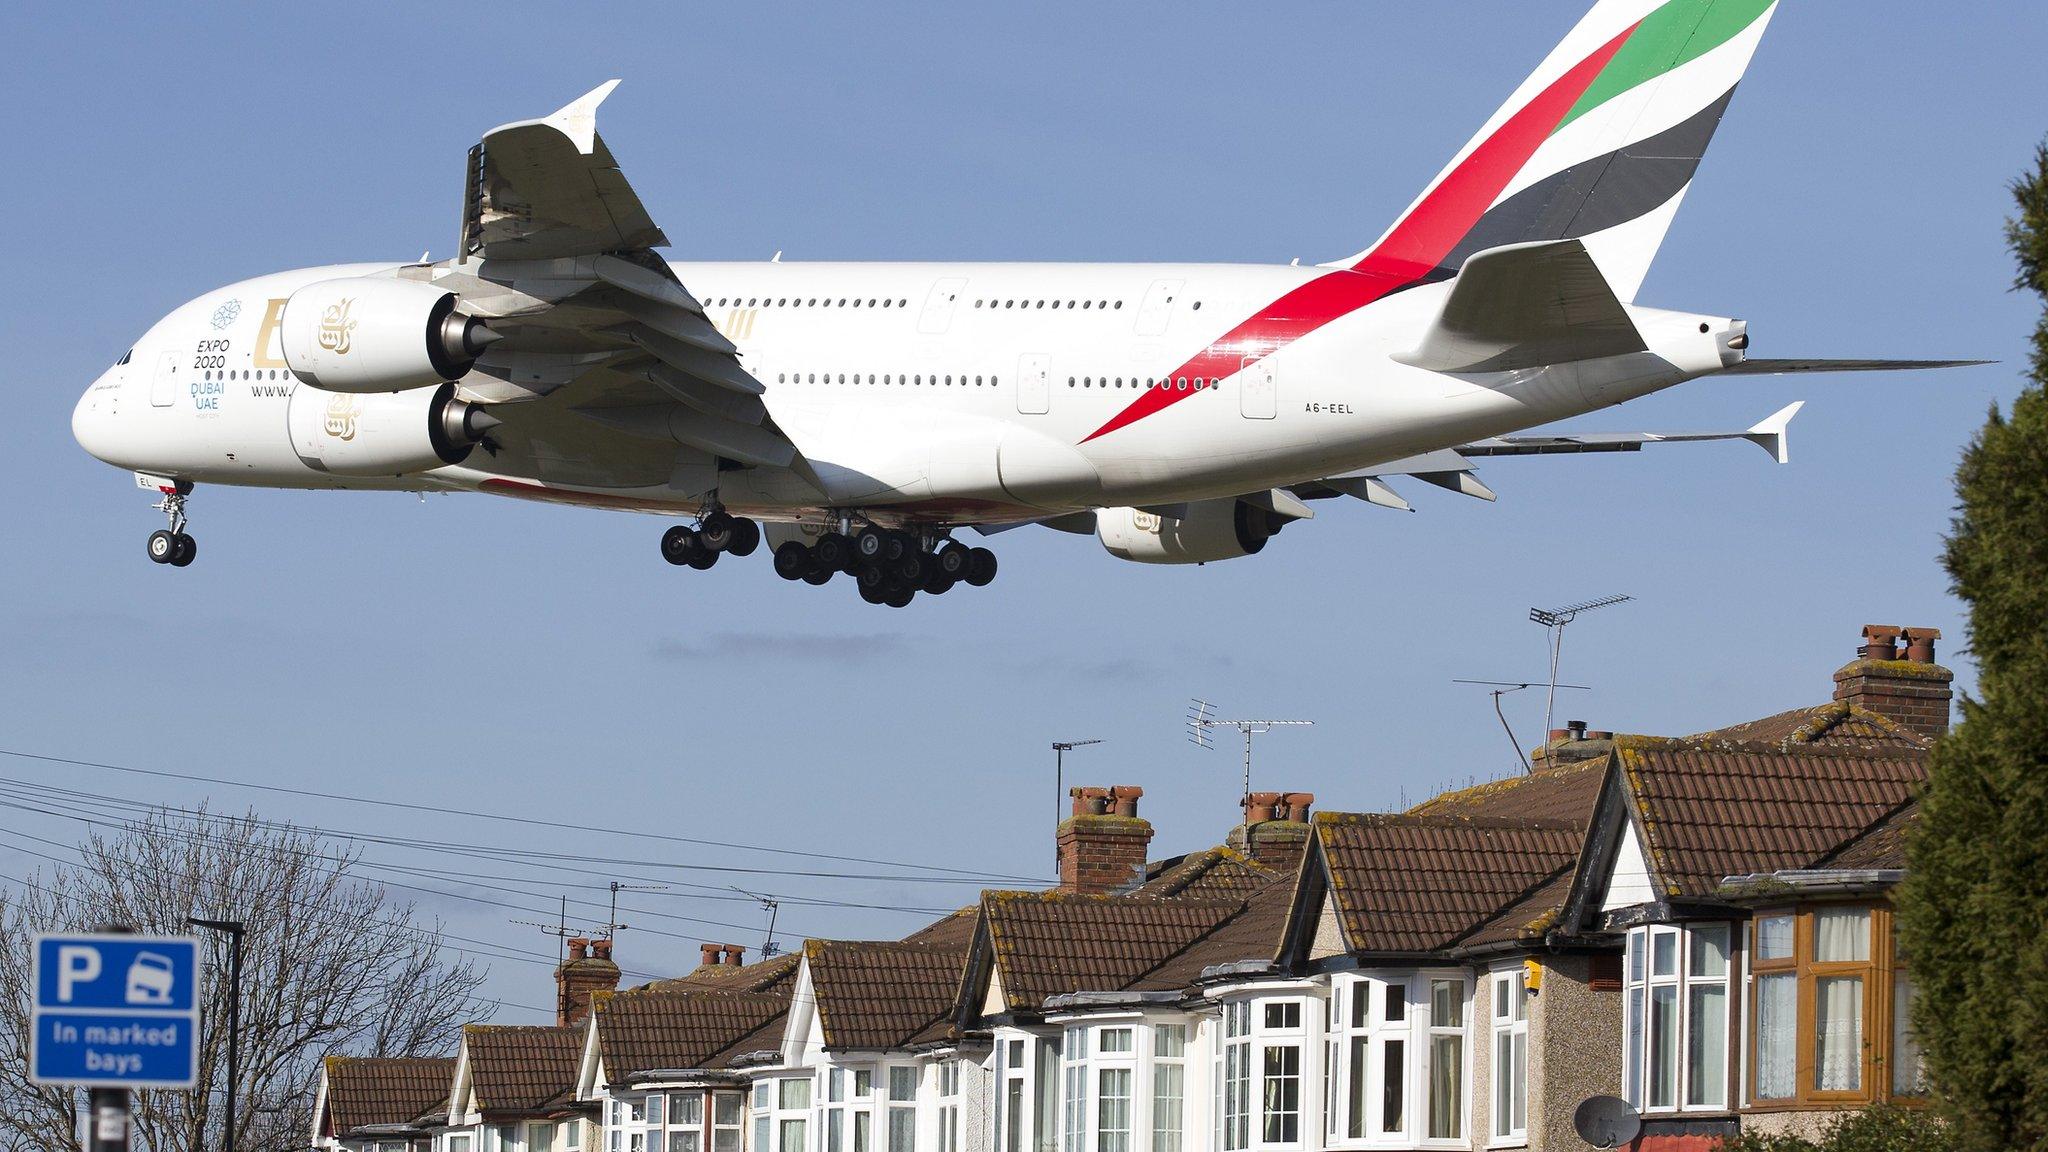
[{"xmin": 72, "ymin": 258, "xmax": 1730, "ymax": 526}]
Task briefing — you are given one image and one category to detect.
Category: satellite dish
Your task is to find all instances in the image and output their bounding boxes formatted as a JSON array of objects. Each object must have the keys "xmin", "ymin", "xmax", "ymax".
[{"xmin": 1573, "ymin": 1096, "xmax": 1642, "ymax": 1150}]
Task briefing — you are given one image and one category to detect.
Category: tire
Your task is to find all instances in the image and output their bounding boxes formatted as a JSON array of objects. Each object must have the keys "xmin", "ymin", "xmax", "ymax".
[
  {"xmin": 146, "ymin": 530, "xmax": 177, "ymax": 564},
  {"xmin": 859, "ymin": 582, "xmax": 888, "ymax": 605},
  {"xmin": 965, "ymin": 547, "xmax": 998, "ymax": 587},
  {"xmin": 856, "ymin": 565, "xmax": 890, "ymax": 593},
  {"xmin": 923, "ymin": 570, "xmax": 956, "ymax": 595},
  {"xmin": 882, "ymin": 531, "xmax": 913, "ymax": 563},
  {"xmin": 698, "ymin": 513, "xmax": 737, "ymax": 553},
  {"xmin": 936, "ymin": 541, "xmax": 972, "ymax": 578},
  {"xmin": 885, "ymin": 585, "xmax": 915, "ymax": 609},
  {"xmin": 727, "ymin": 518, "xmax": 761, "ymax": 557},
  {"xmin": 802, "ymin": 565, "xmax": 835, "ymax": 586},
  {"xmin": 896, "ymin": 553, "xmax": 930, "ymax": 583},
  {"xmin": 814, "ymin": 533, "xmax": 851, "ymax": 572},
  {"xmin": 772, "ymin": 541, "xmax": 812, "ymax": 580},
  {"xmin": 687, "ymin": 543, "xmax": 719, "ymax": 570},
  {"xmin": 170, "ymin": 534, "xmax": 197, "ymax": 567},
  {"xmin": 661, "ymin": 525, "xmax": 697, "ymax": 565},
  {"xmin": 855, "ymin": 526, "xmax": 890, "ymax": 562}
]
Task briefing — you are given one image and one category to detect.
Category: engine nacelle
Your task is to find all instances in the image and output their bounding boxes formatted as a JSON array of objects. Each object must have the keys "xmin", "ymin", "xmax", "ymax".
[
  {"xmin": 286, "ymin": 382, "xmax": 499, "ymax": 476},
  {"xmin": 1096, "ymin": 499, "xmax": 1286, "ymax": 565},
  {"xmin": 281, "ymin": 277, "xmax": 498, "ymax": 393}
]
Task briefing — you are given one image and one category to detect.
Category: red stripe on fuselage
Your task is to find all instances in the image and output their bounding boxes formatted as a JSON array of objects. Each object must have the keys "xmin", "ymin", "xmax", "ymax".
[{"xmin": 1079, "ymin": 21, "xmax": 1639, "ymax": 445}]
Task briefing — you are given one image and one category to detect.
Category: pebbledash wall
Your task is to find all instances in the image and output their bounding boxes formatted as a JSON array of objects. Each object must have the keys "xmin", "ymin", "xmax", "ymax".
[{"xmin": 314, "ymin": 623, "xmax": 1951, "ymax": 1152}]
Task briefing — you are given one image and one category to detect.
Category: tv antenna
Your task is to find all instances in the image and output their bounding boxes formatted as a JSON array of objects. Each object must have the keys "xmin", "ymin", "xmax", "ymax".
[
  {"xmin": 511, "ymin": 895, "xmax": 596, "ymax": 963},
  {"xmin": 600, "ymin": 880, "xmax": 669, "ymax": 941},
  {"xmin": 731, "ymin": 887, "xmax": 782, "ymax": 958},
  {"xmin": 1187, "ymin": 699, "xmax": 1313, "ymax": 841},
  {"xmin": 1454, "ymin": 680, "xmax": 1592, "ymax": 773},
  {"xmin": 1051, "ymin": 739, "xmax": 1105, "ymax": 867},
  {"xmin": 1529, "ymin": 595, "xmax": 1633, "ymax": 743}
]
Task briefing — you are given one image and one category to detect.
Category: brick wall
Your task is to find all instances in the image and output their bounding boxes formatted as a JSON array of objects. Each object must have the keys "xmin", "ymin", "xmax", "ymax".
[{"xmin": 1057, "ymin": 815, "xmax": 1153, "ymax": 894}]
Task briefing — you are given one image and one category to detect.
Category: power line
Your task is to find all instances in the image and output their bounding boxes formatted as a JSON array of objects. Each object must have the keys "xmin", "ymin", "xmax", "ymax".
[{"xmin": 0, "ymin": 747, "xmax": 1047, "ymax": 884}]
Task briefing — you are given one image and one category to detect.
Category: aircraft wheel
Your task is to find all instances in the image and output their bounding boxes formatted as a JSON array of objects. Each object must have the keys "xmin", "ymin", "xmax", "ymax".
[
  {"xmin": 935, "ymin": 541, "xmax": 972, "ymax": 580},
  {"xmin": 802, "ymin": 565, "xmax": 835, "ymax": 586},
  {"xmin": 882, "ymin": 530, "xmax": 914, "ymax": 563},
  {"xmin": 170, "ymin": 533, "xmax": 197, "ymax": 567},
  {"xmin": 147, "ymin": 530, "xmax": 178, "ymax": 565},
  {"xmin": 661, "ymin": 525, "xmax": 699, "ymax": 566},
  {"xmin": 772, "ymin": 541, "xmax": 811, "ymax": 580},
  {"xmin": 964, "ymin": 547, "xmax": 998, "ymax": 587},
  {"xmin": 856, "ymin": 565, "xmax": 890, "ymax": 595},
  {"xmin": 687, "ymin": 546, "xmax": 720, "ymax": 570},
  {"xmin": 922, "ymin": 569, "xmax": 956, "ymax": 595},
  {"xmin": 896, "ymin": 552, "xmax": 930, "ymax": 583},
  {"xmin": 855, "ymin": 526, "xmax": 890, "ymax": 563},
  {"xmin": 814, "ymin": 533, "xmax": 853, "ymax": 572},
  {"xmin": 727, "ymin": 518, "xmax": 761, "ymax": 557},
  {"xmin": 698, "ymin": 512, "xmax": 737, "ymax": 553},
  {"xmin": 859, "ymin": 582, "xmax": 888, "ymax": 605},
  {"xmin": 884, "ymin": 584, "xmax": 916, "ymax": 609}
]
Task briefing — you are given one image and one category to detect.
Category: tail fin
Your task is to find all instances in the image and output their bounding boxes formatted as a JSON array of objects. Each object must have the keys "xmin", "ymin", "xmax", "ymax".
[{"xmin": 1337, "ymin": 0, "xmax": 1779, "ymax": 302}]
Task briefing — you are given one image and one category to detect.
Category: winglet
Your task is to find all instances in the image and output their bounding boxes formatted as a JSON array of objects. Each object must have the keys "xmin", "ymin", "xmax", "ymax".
[
  {"xmin": 545, "ymin": 79, "xmax": 621, "ymax": 155},
  {"xmin": 1744, "ymin": 401, "xmax": 1805, "ymax": 465}
]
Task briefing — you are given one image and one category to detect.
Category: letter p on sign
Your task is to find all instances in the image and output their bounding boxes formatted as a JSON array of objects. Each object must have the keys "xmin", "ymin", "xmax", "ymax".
[{"xmin": 56, "ymin": 946, "xmax": 101, "ymax": 1002}]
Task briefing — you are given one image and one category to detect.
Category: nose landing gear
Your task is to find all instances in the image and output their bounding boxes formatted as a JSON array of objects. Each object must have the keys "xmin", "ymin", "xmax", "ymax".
[{"xmin": 143, "ymin": 480, "xmax": 197, "ymax": 567}]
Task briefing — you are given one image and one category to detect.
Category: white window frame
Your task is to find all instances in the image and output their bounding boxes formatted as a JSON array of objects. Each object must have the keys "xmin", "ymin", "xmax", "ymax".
[
  {"xmin": 1489, "ymin": 969, "xmax": 1529, "ymax": 1147},
  {"xmin": 883, "ymin": 1064, "xmax": 919, "ymax": 1152},
  {"xmin": 935, "ymin": 1059, "xmax": 962, "ymax": 1152},
  {"xmin": 1622, "ymin": 923, "xmax": 1733, "ymax": 1114},
  {"xmin": 1327, "ymin": 971, "xmax": 1469, "ymax": 1149},
  {"xmin": 754, "ymin": 1076, "xmax": 812, "ymax": 1152},
  {"xmin": 1150, "ymin": 1023, "xmax": 1187, "ymax": 1152},
  {"xmin": 710, "ymin": 1091, "xmax": 745, "ymax": 1152}
]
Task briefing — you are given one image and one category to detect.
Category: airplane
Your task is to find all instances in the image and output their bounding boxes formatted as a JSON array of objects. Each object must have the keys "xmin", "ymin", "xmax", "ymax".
[{"xmin": 72, "ymin": 0, "xmax": 1977, "ymax": 607}]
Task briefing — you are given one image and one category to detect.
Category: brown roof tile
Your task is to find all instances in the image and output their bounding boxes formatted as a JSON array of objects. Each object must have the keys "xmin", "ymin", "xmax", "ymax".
[
  {"xmin": 1691, "ymin": 702, "xmax": 1932, "ymax": 751},
  {"xmin": 1133, "ymin": 848, "xmax": 1277, "ymax": 901},
  {"xmin": 899, "ymin": 908, "xmax": 980, "ymax": 949},
  {"xmin": 637, "ymin": 953, "xmax": 800, "ymax": 996},
  {"xmin": 1315, "ymin": 813, "xmax": 1582, "ymax": 954},
  {"xmin": 596, "ymin": 989, "xmax": 789, "ymax": 1079},
  {"xmin": 464, "ymin": 1025, "xmax": 583, "ymax": 1116},
  {"xmin": 980, "ymin": 892, "xmax": 1243, "ymax": 1010},
  {"xmin": 1409, "ymin": 758, "xmax": 1606, "ymax": 826},
  {"xmin": 324, "ymin": 1056, "xmax": 455, "ymax": 1135},
  {"xmin": 807, "ymin": 940, "xmax": 968, "ymax": 1051},
  {"xmin": 1620, "ymin": 741, "xmax": 1927, "ymax": 896},
  {"xmin": 1821, "ymin": 802, "xmax": 1917, "ymax": 871}
]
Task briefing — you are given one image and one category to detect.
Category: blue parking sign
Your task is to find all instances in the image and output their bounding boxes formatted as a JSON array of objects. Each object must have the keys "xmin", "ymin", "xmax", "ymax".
[{"xmin": 31, "ymin": 934, "xmax": 202, "ymax": 1088}]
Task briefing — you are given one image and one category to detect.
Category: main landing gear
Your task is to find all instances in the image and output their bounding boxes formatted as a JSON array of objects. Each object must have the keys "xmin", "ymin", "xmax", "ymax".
[
  {"xmin": 144, "ymin": 482, "xmax": 197, "ymax": 567},
  {"xmin": 772, "ymin": 526, "xmax": 997, "ymax": 609},
  {"xmin": 659, "ymin": 509, "xmax": 763, "ymax": 571}
]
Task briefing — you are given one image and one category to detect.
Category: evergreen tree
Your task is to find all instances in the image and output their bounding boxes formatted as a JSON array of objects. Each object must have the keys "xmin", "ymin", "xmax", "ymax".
[{"xmin": 1898, "ymin": 142, "xmax": 2048, "ymax": 1152}]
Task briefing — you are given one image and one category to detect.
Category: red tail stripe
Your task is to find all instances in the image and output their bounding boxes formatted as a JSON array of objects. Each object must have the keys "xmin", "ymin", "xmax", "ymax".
[{"xmin": 1079, "ymin": 21, "xmax": 1640, "ymax": 445}]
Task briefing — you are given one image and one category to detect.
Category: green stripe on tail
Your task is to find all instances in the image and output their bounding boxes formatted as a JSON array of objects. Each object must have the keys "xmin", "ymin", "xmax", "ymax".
[{"xmin": 1557, "ymin": 0, "xmax": 1774, "ymax": 132}]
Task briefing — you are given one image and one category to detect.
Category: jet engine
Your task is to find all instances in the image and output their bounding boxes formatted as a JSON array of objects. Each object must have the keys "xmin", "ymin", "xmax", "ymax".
[
  {"xmin": 1096, "ymin": 499, "xmax": 1287, "ymax": 565},
  {"xmin": 285, "ymin": 382, "xmax": 500, "ymax": 476},
  {"xmin": 281, "ymin": 277, "xmax": 499, "ymax": 392}
]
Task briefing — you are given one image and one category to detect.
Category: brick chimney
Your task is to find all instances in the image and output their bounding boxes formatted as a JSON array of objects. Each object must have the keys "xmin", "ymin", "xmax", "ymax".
[
  {"xmin": 1226, "ymin": 791, "xmax": 1315, "ymax": 868},
  {"xmin": 1833, "ymin": 624, "xmax": 1954, "ymax": 739},
  {"xmin": 1057, "ymin": 786, "xmax": 1153, "ymax": 894},
  {"xmin": 556, "ymin": 936, "xmax": 622, "ymax": 1028}
]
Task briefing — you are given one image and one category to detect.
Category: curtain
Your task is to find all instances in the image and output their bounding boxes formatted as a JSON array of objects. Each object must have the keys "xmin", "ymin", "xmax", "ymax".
[
  {"xmin": 1815, "ymin": 908, "xmax": 1871, "ymax": 962},
  {"xmin": 1685, "ymin": 984, "xmax": 1728, "ymax": 1107},
  {"xmin": 1428, "ymin": 1035, "xmax": 1462, "ymax": 1139},
  {"xmin": 1755, "ymin": 974, "xmax": 1796, "ymax": 1099},
  {"xmin": 1893, "ymin": 973, "xmax": 1927, "ymax": 1094},
  {"xmin": 1816, "ymin": 976, "xmax": 1864, "ymax": 1091}
]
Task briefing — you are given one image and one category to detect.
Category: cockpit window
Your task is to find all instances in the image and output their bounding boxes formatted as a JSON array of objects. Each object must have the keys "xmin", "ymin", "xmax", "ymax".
[{"xmin": 117, "ymin": 349, "xmax": 132, "ymax": 366}]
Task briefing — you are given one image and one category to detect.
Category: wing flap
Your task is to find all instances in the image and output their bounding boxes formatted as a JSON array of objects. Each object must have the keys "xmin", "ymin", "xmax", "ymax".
[{"xmin": 1397, "ymin": 238, "xmax": 1646, "ymax": 373}]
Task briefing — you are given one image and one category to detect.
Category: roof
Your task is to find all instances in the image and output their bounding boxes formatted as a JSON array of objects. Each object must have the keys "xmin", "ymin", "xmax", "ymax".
[
  {"xmin": 1314, "ymin": 813, "xmax": 1582, "ymax": 953},
  {"xmin": 463, "ymin": 1025, "xmax": 583, "ymax": 1116},
  {"xmin": 1618, "ymin": 738, "xmax": 1927, "ymax": 898},
  {"xmin": 324, "ymin": 1056, "xmax": 454, "ymax": 1135},
  {"xmin": 979, "ymin": 892, "xmax": 1244, "ymax": 1010},
  {"xmin": 637, "ymin": 952, "xmax": 801, "ymax": 996},
  {"xmin": 1409, "ymin": 757, "xmax": 1607, "ymax": 825},
  {"xmin": 898, "ymin": 908, "xmax": 980, "ymax": 949},
  {"xmin": 806, "ymin": 940, "xmax": 968, "ymax": 1050},
  {"xmin": 1691, "ymin": 701, "xmax": 1932, "ymax": 751},
  {"xmin": 596, "ymin": 989, "xmax": 788, "ymax": 1079},
  {"xmin": 1822, "ymin": 802, "xmax": 1918, "ymax": 871},
  {"xmin": 1132, "ymin": 847, "xmax": 1275, "ymax": 901}
]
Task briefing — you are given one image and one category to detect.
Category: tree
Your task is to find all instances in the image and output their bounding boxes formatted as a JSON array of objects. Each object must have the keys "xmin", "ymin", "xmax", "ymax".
[
  {"xmin": 0, "ymin": 808, "xmax": 490, "ymax": 1152},
  {"xmin": 1898, "ymin": 141, "xmax": 2048, "ymax": 1151}
]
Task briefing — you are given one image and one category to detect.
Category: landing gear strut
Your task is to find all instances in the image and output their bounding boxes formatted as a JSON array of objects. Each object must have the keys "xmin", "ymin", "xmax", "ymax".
[
  {"xmin": 660, "ymin": 508, "xmax": 762, "ymax": 571},
  {"xmin": 144, "ymin": 482, "xmax": 197, "ymax": 567}
]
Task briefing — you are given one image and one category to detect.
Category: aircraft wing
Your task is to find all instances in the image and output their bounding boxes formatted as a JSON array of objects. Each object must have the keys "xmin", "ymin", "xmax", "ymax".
[
  {"xmin": 1294, "ymin": 402, "xmax": 1804, "ymax": 512},
  {"xmin": 441, "ymin": 83, "xmax": 818, "ymax": 493}
]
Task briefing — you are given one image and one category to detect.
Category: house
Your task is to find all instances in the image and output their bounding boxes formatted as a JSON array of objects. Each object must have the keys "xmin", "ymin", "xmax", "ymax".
[
  {"xmin": 447, "ymin": 1022, "xmax": 595, "ymax": 1152},
  {"xmin": 312, "ymin": 1056, "xmax": 456, "ymax": 1152}
]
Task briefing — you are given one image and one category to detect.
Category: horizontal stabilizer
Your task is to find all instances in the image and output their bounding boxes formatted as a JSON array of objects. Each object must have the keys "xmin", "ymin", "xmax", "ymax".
[
  {"xmin": 1459, "ymin": 401, "xmax": 1806, "ymax": 464},
  {"xmin": 1396, "ymin": 238, "xmax": 1645, "ymax": 373},
  {"xmin": 1717, "ymin": 358, "xmax": 1991, "ymax": 376}
]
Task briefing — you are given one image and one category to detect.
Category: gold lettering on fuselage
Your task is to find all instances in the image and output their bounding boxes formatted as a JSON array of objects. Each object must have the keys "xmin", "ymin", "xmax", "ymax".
[
  {"xmin": 317, "ymin": 299, "xmax": 357, "ymax": 354},
  {"xmin": 252, "ymin": 298, "xmax": 289, "ymax": 369},
  {"xmin": 323, "ymin": 392, "xmax": 359, "ymax": 441},
  {"xmin": 716, "ymin": 308, "xmax": 759, "ymax": 341}
]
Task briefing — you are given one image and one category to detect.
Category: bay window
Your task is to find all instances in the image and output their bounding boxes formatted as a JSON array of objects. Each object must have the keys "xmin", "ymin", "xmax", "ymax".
[
  {"xmin": 1621, "ymin": 924, "xmax": 1731, "ymax": 1113},
  {"xmin": 1152, "ymin": 1025, "xmax": 1186, "ymax": 1152},
  {"xmin": 753, "ymin": 1077, "xmax": 811, "ymax": 1152},
  {"xmin": 1747, "ymin": 904, "xmax": 1922, "ymax": 1109},
  {"xmin": 1425, "ymin": 979, "xmax": 1463, "ymax": 1142},
  {"xmin": 1220, "ymin": 1002, "xmax": 1251, "ymax": 1151},
  {"xmin": 886, "ymin": 1067, "xmax": 917, "ymax": 1152},
  {"xmin": 936, "ymin": 1060, "xmax": 962, "ymax": 1152},
  {"xmin": 712, "ymin": 1093, "xmax": 744, "ymax": 1152},
  {"xmin": 1259, "ymin": 1002, "xmax": 1304, "ymax": 1146},
  {"xmin": 1327, "ymin": 972, "xmax": 1467, "ymax": 1146},
  {"xmin": 1064, "ymin": 1028, "xmax": 1090, "ymax": 1152},
  {"xmin": 1490, "ymin": 971, "xmax": 1528, "ymax": 1144}
]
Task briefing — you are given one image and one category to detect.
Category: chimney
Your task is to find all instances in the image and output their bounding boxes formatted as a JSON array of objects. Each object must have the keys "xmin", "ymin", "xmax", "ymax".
[
  {"xmin": 722, "ymin": 945, "xmax": 746, "ymax": 967},
  {"xmin": 556, "ymin": 936, "xmax": 622, "ymax": 1028},
  {"xmin": 1227, "ymin": 791, "xmax": 1315, "ymax": 867},
  {"xmin": 1057, "ymin": 785, "xmax": 1153, "ymax": 894},
  {"xmin": 700, "ymin": 943, "xmax": 723, "ymax": 969},
  {"xmin": 1531, "ymin": 722, "xmax": 1615, "ymax": 770},
  {"xmin": 1833, "ymin": 624, "xmax": 1954, "ymax": 739}
]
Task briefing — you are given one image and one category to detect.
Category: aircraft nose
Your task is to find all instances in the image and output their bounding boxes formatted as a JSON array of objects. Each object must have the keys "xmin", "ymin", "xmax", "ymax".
[{"xmin": 72, "ymin": 374, "xmax": 124, "ymax": 465}]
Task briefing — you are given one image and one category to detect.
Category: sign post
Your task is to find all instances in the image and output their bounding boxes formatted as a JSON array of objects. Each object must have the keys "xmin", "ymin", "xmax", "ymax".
[{"xmin": 32, "ymin": 931, "xmax": 202, "ymax": 1151}]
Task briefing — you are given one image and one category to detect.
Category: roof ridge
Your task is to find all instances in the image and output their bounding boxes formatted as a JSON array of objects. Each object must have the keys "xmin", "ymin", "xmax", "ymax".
[{"xmin": 1315, "ymin": 811, "xmax": 1579, "ymax": 832}]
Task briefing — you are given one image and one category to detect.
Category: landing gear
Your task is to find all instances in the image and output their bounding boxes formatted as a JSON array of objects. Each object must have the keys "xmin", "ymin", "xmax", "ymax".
[
  {"xmin": 144, "ymin": 483, "xmax": 197, "ymax": 567},
  {"xmin": 740, "ymin": 517, "xmax": 1000, "ymax": 606},
  {"xmin": 662, "ymin": 508, "xmax": 762, "ymax": 572}
]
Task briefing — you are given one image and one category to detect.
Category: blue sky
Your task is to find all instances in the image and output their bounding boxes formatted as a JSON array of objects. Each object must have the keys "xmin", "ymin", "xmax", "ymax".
[{"xmin": 2, "ymin": 2, "xmax": 2042, "ymax": 1020}]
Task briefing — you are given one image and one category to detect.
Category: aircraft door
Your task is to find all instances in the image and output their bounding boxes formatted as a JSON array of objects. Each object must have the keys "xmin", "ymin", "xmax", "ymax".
[
  {"xmin": 1240, "ymin": 355, "xmax": 1277, "ymax": 419},
  {"xmin": 919, "ymin": 277, "xmax": 969, "ymax": 335},
  {"xmin": 150, "ymin": 351, "xmax": 179, "ymax": 407},
  {"xmin": 1135, "ymin": 279, "xmax": 1184, "ymax": 336},
  {"xmin": 1016, "ymin": 353, "xmax": 1051, "ymax": 415}
]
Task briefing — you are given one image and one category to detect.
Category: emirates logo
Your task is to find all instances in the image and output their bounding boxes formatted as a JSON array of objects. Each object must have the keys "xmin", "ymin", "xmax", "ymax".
[{"xmin": 317, "ymin": 299, "xmax": 357, "ymax": 355}]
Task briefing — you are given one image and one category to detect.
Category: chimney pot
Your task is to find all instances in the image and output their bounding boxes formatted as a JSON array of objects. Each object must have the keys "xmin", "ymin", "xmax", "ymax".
[
  {"xmin": 1057, "ymin": 783, "xmax": 1155, "ymax": 895},
  {"xmin": 566, "ymin": 937, "xmax": 590, "ymax": 960},
  {"xmin": 591, "ymin": 938, "xmax": 613, "ymax": 962},
  {"xmin": 1109, "ymin": 785, "xmax": 1144, "ymax": 817},
  {"xmin": 701, "ymin": 943, "xmax": 723, "ymax": 968},
  {"xmin": 723, "ymin": 945, "xmax": 746, "ymax": 967},
  {"xmin": 1859, "ymin": 624, "xmax": 1903, "ymax": 662},
  {"xmin": 1567, "ymin": 720, "xmax": 1588, "ymax": 741},
  {"xmin": 1901, "ymin": 626, "xmax": 1941, "ymax": 664},
  {"xmin": 1070, "ymin": 786, "xmax": 1111, "ymax": 817}
]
